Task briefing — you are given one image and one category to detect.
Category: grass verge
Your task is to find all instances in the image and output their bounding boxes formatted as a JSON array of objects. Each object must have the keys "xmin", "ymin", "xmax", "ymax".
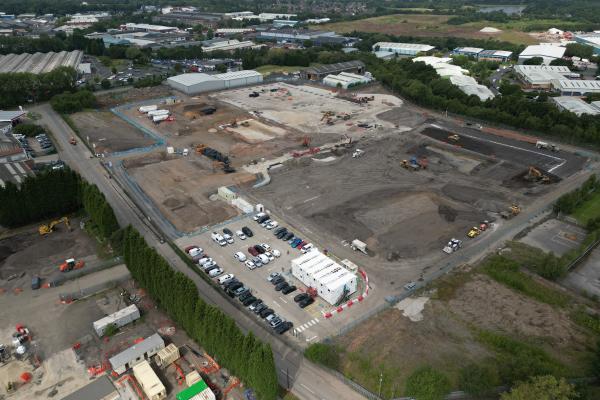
[{"xmin": 573, "ymin": 192, "xmax": 600, "ymax": 225}]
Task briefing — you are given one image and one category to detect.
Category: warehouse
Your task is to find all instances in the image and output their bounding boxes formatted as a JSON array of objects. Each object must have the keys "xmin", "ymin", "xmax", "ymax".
[
  {"xmin": 133, "ymin": 360, "xmax": 167, "ymax": 400},
  {"xmin": 291, "ymin": 250, "xmax": 357, "ymax": 305},
  {"xmin": 478, "ymin": 49, "xmax": 513, "ymax": 62},
  {"xmin": 167, "ymin": 70, "xmax": 263, "ymax": 94},
  {"xmin": 372, "ymin": 42, "xmax": 435, "ymax": 56},
  {"xmin": 62, "ymin": 376, "xmax": 119, "ymax": 400},
  {"xmin": 514, "ymin": 65, "xmax": 574, "ymax": 89},
  {"xmin": 551, "ymin": 96, "xmax": 600, "ymax": 116},
  {"xmin": 452, "ymin": 47, "xmax": 484, "ymax": 58},
  {"xmin": 301, "ymin": 60, "xmax": 365, "ymax": 80},
  {"xmin": 93, "ymin": 304, "xmax": 140, "ymax": 337},
  {"xmin": 202, "ymin": 39, "xmax": 260, "ymax": 52},
  {"xmin": 574, "ymin": 33, "xmax": 600, "ymax": 55},
  {"xmin": 109, "ymin": 333, "xmax": 165, "ymax": 375},
  {"xmin": 518, "ymin": 45, "xmax": 566, "ymax": 65},
  {"xmin": 176, "ymin": 379, "xmax": 216, "ymax": 400},
  {"xmin": 448, "ymin": 75, "xmax": 495, "ymax": 101},
  {"xmin": 0, "ymin": 50, "xmax": 83, "ymax": 74},
  {"xmin": 552, "ymin": 79, "xmax": 600, "ymax": 96},
  {"xmin": 322, "ymin": 71, "xmax": 372, "ymax": 89}
]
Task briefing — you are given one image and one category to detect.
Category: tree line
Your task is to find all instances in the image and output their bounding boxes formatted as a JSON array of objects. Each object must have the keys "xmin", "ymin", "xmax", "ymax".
[
  {"xmin": 122, "ymin": 227, "xmax": 278, "ymax": 400},
  {"xmin": 554, "ymin": 175, "xmax": 599, "ymax": 214},
  {"xmin": 0, "ymin": 31, "xmax": 104, "ymax": 56},
  {"xmin": 0, "ymin": 66, "xmax": 77, "ymax": 109},
  {"xmin": 50, "ymin": 90, "xmax": 97, "ymax": 114}
]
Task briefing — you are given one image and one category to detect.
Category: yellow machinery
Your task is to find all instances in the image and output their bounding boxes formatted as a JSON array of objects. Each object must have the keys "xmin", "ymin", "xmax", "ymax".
[
  {"xmin": 510, "ymin": 204, "xmax": 521, "ymax": 215},
  {"xmin": 467, "ymin": 227, "xmax": 480, "ymax": 238},
  {"xmin": 448, "ymin": 134, "xmax": 460, "ymax": 142},
  {"xmin": 39, "ymin": 217, "xmax": 71, "ymax": 236},
  {"xmin": 526, "ymin": 166, "xmax": 550, "ymax": 183}
]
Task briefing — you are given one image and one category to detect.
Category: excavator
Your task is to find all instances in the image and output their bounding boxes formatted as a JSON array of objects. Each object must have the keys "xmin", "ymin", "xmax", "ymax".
[
  {"xmin": 59, "ymin": 258, "xmax": 85, "ymax": 272},
  {"xmin": 500, "ymin": 204, "xmax": 521, "ymax": 219},
  {"xmin": 39, "ymin": 217, "xmax": 71, "ymax": 236},
  {"xmin": 526, "ymin": 166, "xmax": 551, "ymax": 183},
  {"xmin": 195, "ymin": 144, "xmax": 207, "ymax": 154}
]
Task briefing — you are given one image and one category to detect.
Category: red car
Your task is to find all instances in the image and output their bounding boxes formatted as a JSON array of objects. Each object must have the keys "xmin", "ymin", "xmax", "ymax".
[
  {"xmin": 296, "ymin": 240, "xmax": 307, "ymax": 249},
  {"xmin": 248, "ymin": 247, "xmax": 259, "ymax": 256}
]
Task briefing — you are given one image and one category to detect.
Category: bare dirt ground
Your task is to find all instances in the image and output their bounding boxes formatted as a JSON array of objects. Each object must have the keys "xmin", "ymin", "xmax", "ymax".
[
  {"xmin": 336, "ymin": 273, "xmax": 594, "ymax": 395},
  {"xmin": 71, "ymin": 111, "xmax": 156, "ymax": 154},
  {"xmin": 125, "ymin": 153, "xmax": 254, "ymax": 232},
  {"xmin": 95, "ymin": 86, "xmax": 172, "ymax": 109}
]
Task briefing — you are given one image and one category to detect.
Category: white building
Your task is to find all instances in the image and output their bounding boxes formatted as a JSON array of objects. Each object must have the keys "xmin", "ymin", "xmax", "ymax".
[
  {"xmin": 122, "ymin": 23, "xmax": 178, "ymax": 33},
  {"xmin": 109, "ymin": 333, "xmax": 165, "ymax": 375},
  {"xmin": 514, "ymin": 65, "xmax": 574, "ymax": 88},
  {"xmin": 372, "ymin": 42, "xmax": 435, "ymax": 56},
  {"xmin": 132, "ymin": 360, "xmax": 166, "ymax": 400},
  {"xmin": 551, "ymin": 96, "xmax": 600, "ymax": 116},
  {"xmin": 167, "ymin": 70, "xmax": 263, "ymax": 95},
  {"xmin": 552, "ymin": 79, "xmax": 600, "ymax": 96},
  {"xmin": 202, "ymin": 39, "xmax": 260, "ymax": 52},
  {"xmin": 323, "ymin": 71, "xmax": 372, "ymax": 89},
  {"xmin": 93, "ymin": 304, "xmax": 140, "ymax": 337},
  {"xmin": 518, "ymin": 45, "xmax": 566, "ymax": 65},
  {"xmin": 291, "ymin": 250, "xmax": 357, "ymax": 305},
  {"xmin": 449, "ymin": 75, "xmax": 495, "ymax": 101}
]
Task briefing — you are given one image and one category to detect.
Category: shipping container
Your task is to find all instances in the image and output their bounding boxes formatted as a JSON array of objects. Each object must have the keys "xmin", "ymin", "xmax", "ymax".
[
  {"xmin": 133, "ymin": 360, "xmax": 166, "ymax": 400},
  {"xmin": 139, "ymin": 105, "xmax": 158, "ymax": 113}
]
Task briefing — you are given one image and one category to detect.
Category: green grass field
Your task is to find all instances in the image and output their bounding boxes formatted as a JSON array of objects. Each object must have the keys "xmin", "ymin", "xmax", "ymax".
[{"xmin": 572, "ymin": 191, "xmax": 600, "ymax": 225}]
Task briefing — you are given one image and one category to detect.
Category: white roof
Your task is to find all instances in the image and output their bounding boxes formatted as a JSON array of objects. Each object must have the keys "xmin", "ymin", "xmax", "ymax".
[
  {"xmin": 492, "ymin": 50, "xmax": 514, "ymax": 57},
  {"xmin": 125, "ymin": 23, "xmax": 175, "ymax": 31},
  {"xmin": 413, "ymin": 56, "xmax": 452, "ymax": 65},
  {"xmin": 480, "ymin": 26, "xmax": 501, "ymax": 33},
  {"xmin": 132, "ymin": 360, "xmax": 165, "ymax": 397},
  {"xmin": 519, "ymin": 45, "xmax": 566, "ymax": 59},
  {"xmin": 455, "ymin": 47, "xmax": 484, "ymax": 53},
  {"xmin": 449, "ymin": 75, "xmax": 479, "ymax": 86},
  {"xmin": 553, "ymin": 79, "xmax": 600, "ymax": 91},
  {"xmin": 552, "ymin": 96, "xmax": 600, "ymax": 116},
  {"xmin": 514, "ymin": 65, "xmax": 571, "ymax": 84},
  {"xmin": 323, "ymin": 272, "xmax": 355, "ymax": 291},
  {"xmin": 575, "ymin": 33, "xmax": 600, "ymax": 46},
  {"xmin": 168, "ymin": 73, "xmax": 221, "ymax": 86},
  {"xmin": 436, "ymin": 66, "xmax": 468, "ymax": 77},
  {"xmin": 373, "ymin": 51, "xmax": 395, "ymax": 59},
  {"xmin": 214, "ymin": 70, "xmax": 262, "ymax": 80},
  {"xmin": 373, "ymin": 42, "xmax": 434, "ymax": 52},
  {"xmin": 93, "ymin": 304, "xmax": 139, "ymax": 330},
  {"xmin": 459, "ymin": 84, "xmax": 495, "ymax": 101},
  {"xmin": 0, "ymin": 110, "xmax": 26, "ymax": 122}
]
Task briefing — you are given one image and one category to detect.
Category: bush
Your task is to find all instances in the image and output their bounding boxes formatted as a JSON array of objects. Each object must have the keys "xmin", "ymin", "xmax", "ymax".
[
  {"xmin": 50, "ymin": 90, "xmax": 97, "ymax": 114},
  {"xmin": 304, "ymin": 343, "xmax": 340, "ymax": 369},
  {"xmin": 13, "ymin": 123, "xmax": 45, "ymax": 137},
  {"xmin": 404, "ymin": 366, "xmax": 451, "ymax": 400},
  {"xmin": 459, "ymin": 363, "xmax": 499, "ymax": 396}
]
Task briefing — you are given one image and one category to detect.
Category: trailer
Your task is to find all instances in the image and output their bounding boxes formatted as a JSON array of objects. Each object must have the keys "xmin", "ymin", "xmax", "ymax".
[
  {"xmin": 139, "ymin": 105, "xmax": 158, "ymax": 113},
  {"xmin": 93, "ymin": 304, "xmax": 140, "ymax": 337},
  {"xmin": 153, "ymin": 114, "xmax": 169, "ymax": 123},
  {"xmin": 350, "ymin": 239, "xmax": 368, "ymax": 254},
  {"xmin": 147, "ymin": 109, "xmax": 170, "ymax": 117}
]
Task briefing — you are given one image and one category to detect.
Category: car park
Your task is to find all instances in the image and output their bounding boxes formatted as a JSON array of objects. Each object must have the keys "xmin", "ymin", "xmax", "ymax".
[
  {"xmin": 234, "ymin": 252, "xmax": 247, "ymax": 262},
  {"xmin": 291, "ymin": 238, "xmax": 302, "ymax": 248},
  {"xmin": 282, "ymin": 285, "xmax": 297, "ymax": 295},
  {"xmin": 294, "ymin": 293, "xmax": 309, "ymax": 303},
  {"xmin": 275, "ymin": 282, "xmax": 289, "ymax": 292},
  {"xmin": 236, "ymin": 230, "xmax": 247, "ymax": 240},
  {"xmin": 258, "ymin": 254, "xmax": 270, "ymax": 265},
  {"xmin": 245, "ymin": 260, "xmax": 256, "ymax": 270},
  {"xmin": 248, "ymin": 247, "xmax": 259, "ymax": 256},
  {"xmin": 299, "ymin": 297, "xmax": 314, "ymax": 308},
  {"xmin": 242, "ymin": 226, "xmax": 254, "ymax": 237},
  {"xmin": 218, "ymin": 274, "xmax": 234, "ymax": 285}
]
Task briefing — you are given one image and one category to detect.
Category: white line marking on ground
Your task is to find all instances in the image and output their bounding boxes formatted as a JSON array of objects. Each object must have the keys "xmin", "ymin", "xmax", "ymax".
[
  {"xmin": 303, "ymin": 195, "xmax": 320, "ymax": 203},
  {"xmin": 4, "ymin": 163, "xmax": 16, "ymax": 175},
  {"xmin": 13, "ymin": 163, "xmax": 25, "ymax": 174},
  {"xmin": 300, "ymin": 384, "xmax": 315, "ymax": 394},
  {"xmin": 279, "ymin": 297, "xmax": 287, "ymax": 304},
  {"xmin": 273, "ymin": 301, "xmax": 281, "ymax": 308},
  {"xmin": 306, "ymin": 335, "xmax": 318, "ymax": 342}
]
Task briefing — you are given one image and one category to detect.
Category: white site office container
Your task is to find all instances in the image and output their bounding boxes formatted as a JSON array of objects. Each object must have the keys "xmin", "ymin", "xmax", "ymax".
[
  {"xmin": 147, "ymin": 109, "xmax": 169, "ymax": 117},
  {"xmin": 153, "ymin": 114, "xmax": 169, "ymax": 123},
  {"xmin": 291, "ymin": 251, "xmax": 322, "ymax": 278},
  {"xmin": 93, "ymin": 304, "xmax": 140, "ymax": 337},
  {"xmin": 139, "ymin": 104, "xmax": 158, "ymax": 113},
  {"xmin": 133, "ymin": 360, "xmax": 166, "ymax": 400},
  {"xmin": 320, "ymin": 273, "xmax": 357, "ymax": 305},
  {"xmin": 109, "ymin": 333, "xmax": 165, "ymax": 375}
]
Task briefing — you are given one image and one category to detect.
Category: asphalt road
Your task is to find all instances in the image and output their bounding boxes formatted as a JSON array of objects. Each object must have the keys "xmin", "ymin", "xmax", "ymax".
[{"xmin": 32, "ymin": 103, "xmax": 368, "ymax": 400}]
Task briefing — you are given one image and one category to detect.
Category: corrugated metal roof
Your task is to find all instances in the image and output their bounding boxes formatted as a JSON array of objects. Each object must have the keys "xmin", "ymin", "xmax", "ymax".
[
  {"xmin": 303, "ymin": 60, "xmax": 365, "ymax": 75},
  {"xmin": 0, "ymin": 110, "xmax": 26, "ymax": 122},
  {"xmin": 61, "ymin": 376, "xmax": 118, "ymax": 400},
  {"xmin": 214, "ymin": 70, "xmax": 262, "ymax": 80},
  {"xmin": 109, "ymin": 333, "xmax": 164, "ymax": 370},
  {"xmin": 167, "ymin": 73, "xmax": 221, "ymax": 85},
  {"xmin": 519, "ymin": 45, "xmax": 566, "ymax": 59},
  {"xmin": 373, "ymin": 42, "xmax": 435, "ymax": 51}
]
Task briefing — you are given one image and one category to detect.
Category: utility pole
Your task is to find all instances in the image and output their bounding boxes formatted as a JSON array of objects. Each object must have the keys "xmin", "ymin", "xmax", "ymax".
[
  {"xmin": 378, "ymin": 372, "xmax": 383, "ymax": 398},
  {"xmin": 286, "ymin": 367, "xmax": 290, "ymax": 390}
]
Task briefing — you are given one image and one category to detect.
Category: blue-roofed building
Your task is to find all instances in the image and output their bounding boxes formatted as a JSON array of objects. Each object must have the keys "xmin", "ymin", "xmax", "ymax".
[
  {"xmin": 452, "ymin": 47, "xmax": 484, "ymax": 58},
  {"xmin": 478, "ymin": 49, "xmax": 513, "ymax": 62}
]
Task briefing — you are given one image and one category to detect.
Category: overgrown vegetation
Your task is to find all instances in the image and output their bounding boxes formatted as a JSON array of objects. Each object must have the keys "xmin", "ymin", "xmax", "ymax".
[
  {"xmin": 554, "ymin": 175, "xmax": 600, "ymax": 215},
  {"xmin": 501, "ymin": 375, "xmax": 578, "ymax": 400},
  {"xmin": 458, "ymin": 363, "xmax": 499, "ymax": 397},
  {"xmin": 404, "ymin": 366, "xmax": 451, "ymax": 400},
  {"xmin": 0, "ymin": 66, "xmax": 77, "ymax": 108},
  {"xmin": 12, "ymin": 123, "xmax": 45, "ymax": 137},
  {"xmin": 50, "ymin": 90, "xmax": 97, "ymax": 114},
  {"xmin": 305, "ymin": 343, "xmax": 340, "ymax": 369},
  {"xmin": 133, "ymin": 74, "xmax": 165, "ymax": 88}
]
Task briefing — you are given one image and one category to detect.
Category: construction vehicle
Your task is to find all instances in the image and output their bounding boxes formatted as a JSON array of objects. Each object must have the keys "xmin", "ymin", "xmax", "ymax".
[
  {"xmin": 526, "ymin": 166, "xmax": 551, "ymax": 183},
  {"xmin": 448, "ymin": 134, "xmax": 460, "ymax": 142},
  {"xmin": 350, "ymin": 239, "xmax": 368, "ymax": 254},
  {"xmin": 500, "ymin": 204, "xmax": 521, "ymax": 219},
  {"xmin": 321, "ymin": 111, "xmax": 335, "ymax": 121},
  {"xmin": 352, "ymin": 149, "xmax": 364, "ymax": 158},
  {"xmin": 301, "ymin": 136, "xmax": 311, "ymax": 147},
  {"xmin": 467, "ymin": 227, "xmax": 480, "ymax": 238},
  {"xmin": 195, "ymin": 144, "xmax": 207, "ymax": 154},
  {"xmin": 39, "ymin": 217, "xmax": 71, "ymax": 236},
  {"xmin": 479, "ymin": 220, "xmax": 490, "ymax": 231},
  {"xmin": 535, "ymin": 141, "xmax": 559, "ymax": 152},
  {"xmin": 69, "ymin": 137, "xmax": 77, "ymax": 145},
  {"xmin": 443, "ymin": 238, "xmax": 462, "ymax": 254},
  {"xmin": 59, "ymin": 258, "xmax": 85, "ymax": 272}
]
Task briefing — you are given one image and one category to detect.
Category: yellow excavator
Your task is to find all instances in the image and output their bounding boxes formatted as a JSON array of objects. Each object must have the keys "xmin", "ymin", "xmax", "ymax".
[{"xmin": 39, "ymin": 217, "xmax": 71, "ymax": 236}]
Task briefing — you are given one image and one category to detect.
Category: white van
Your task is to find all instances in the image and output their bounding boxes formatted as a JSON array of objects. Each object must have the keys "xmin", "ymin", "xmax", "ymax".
[
  {"xmin": 301, "ymin": 243, "xmax": 314, "ymax": 253},
  {"xmin": 189, "ymin": 247, "xmax": 203, "ymax": 258},
  {"xmin": 253, "ymin": 212, "xmax": 266, "ymax": 221}
]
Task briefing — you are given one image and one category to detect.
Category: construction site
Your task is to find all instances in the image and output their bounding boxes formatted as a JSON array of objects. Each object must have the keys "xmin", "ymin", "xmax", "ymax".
[{"xmin": 0, "ymin": 222, "xmax": 246, "ymax": 400}]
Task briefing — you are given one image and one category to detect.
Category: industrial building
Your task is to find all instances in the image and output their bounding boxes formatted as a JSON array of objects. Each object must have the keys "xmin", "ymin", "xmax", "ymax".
[
  {"xmin": 0, "ymin": 110, "xmax": 26, "ymax": 123},
  {"xmin": 574, "ymin": 33, "xmax": 600, "ymax": 55},
  {"xmin": 61, "ymin": 376, "xmax": 119, "ymax": 400},
  {"xmin": 109, "ymin": 333, "xmax": 165, "ymax": 375},
  {"xmin": 167, "ymin": 70, "xmax": 263, "ymax": 95},
  {"xmin": 452, "ymin": 47, "xmax": 484, "ymax": 57},
  {"xmin": 301, "ymin": 60, "xmax": 365, "ymax": 80},
  {"xmin": 0, "ymin": 50, "xmax": 83, "ymax": 74},
  {"xmin": 93, "ymin": 304, "xmax": 140, "ymax": 337},
  {"xmin": 201, "ymin": 39, "xmax": 260, "ymax": 52},
  {"xmin": 477, "ymin": 49, "xmax": 513, "ymax": 62},
  {"xmin": 514, "ymin": 65, "xmax": 576, "ymax": 89},
  {"xmin": 323, "ymin": 71, "xmax": 372, "ymax": 89},
  {"xmin": 372, "ymin": 42, "xmax": 435, "ymax": 56},
  {"xmin": 518, "ymin": 45, "xmax": 566, "ymax": 65},
  {"xmin": 121, "ymin": 23, "xmax": 178, "ymax": 33},
  {"xmin": 551, "ymin": 96, "xmax": 600, "ymax": 116},
  {"xmin": 291, "ymin": 250, "xmax": 357, "ymax": 305},
  {"xmin": 552, "ymin": 79, "xmax": 600, "ymax": 96},
  {"xmin": 176, "ymin": 379, "xmax": 216, "ymax": 400},
  {"xmin": 449, "ymin": 75, "xmax": 495, "ymax": 101},
  {"xmin": 257, "ymin": 29, "xmax": 354, "ymax": 47},
  {"xmin": 133, "ymin": 360, "xmax": 167, "ymax": 400}
]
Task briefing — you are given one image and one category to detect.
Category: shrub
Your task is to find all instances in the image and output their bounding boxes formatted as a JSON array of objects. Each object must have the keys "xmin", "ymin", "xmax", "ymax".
[
  {"xmin": 13, "ymin": 123, "xmax": 45, "ymax": 137},
  {"xmin": 459, "ymin": 363, "xmax": 499, "ymax": 396},
  {"xmin": 304, "ymin": 343, "xmax": 340, "ymax": 369},
  {"xmin": 50, "ymin": 90, "xmax": 97, "ymax": 114},
  {"xmin": 404, "ymin": 366, "xmax": 451, "ymax": 400}
]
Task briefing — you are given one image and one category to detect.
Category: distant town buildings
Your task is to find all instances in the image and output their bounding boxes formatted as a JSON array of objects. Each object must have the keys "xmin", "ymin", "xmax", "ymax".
[
  {"xmin": 258, "ymin": 29, "xmax": 355, "ymax": 47},
  {"xmin": 301, "ymin": 60, "xmax": 366, "ymax": 80}
]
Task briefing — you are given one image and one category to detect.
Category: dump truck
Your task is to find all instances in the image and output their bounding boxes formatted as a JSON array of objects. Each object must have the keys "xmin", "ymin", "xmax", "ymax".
[
  {"xmin": 535, "ymin": 141, "xmax": 559, "ymax": 152},
  {"xmin": 467, "ymin": 227, "xmax": 480, "ymax": 238},
  {"xmin": 139, "ymin": 105, "xmax": 158, "ymax": 113},
  {"xmin": 350, "ymin": 239, "xmax": 368, "ymax": 254}
]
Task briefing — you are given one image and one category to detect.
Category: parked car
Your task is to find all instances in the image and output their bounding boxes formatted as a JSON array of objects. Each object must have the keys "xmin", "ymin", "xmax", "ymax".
[
  {"xmin": 296, "ymin": 240, "xmax": 307, "ymax": 249},
  {"xmin": 242, "ymin": 226, "xmax": 254, "ymax": 237},
  {"xmin": 277, "ymin": 230, "xmax": 288, "ymax": 239},
  {"xmin": 198, "ymin": 257, "xmax": 213, "ymax": 266},
  {"xmin": 253, "ymin": 212, "xmax": 266, "ymax": 221},
  {"xmin": 264, "ymin": 252, "xmax": 275, "ymax": 261},
  {"xmin": 248, "ymin": 299, "xmax": 262, "ymax": 311},
  {"xmin": 252, "ymin": 257, "xmax": 263, "ymax": 267},
  {"xmin": 227, "ymin": 281, "xmax": 243, "ymax": 292},
  {"xmin": 404, "ymin": 282, "xmax": 417, "ymax": 291},
  {"xmin": 248, "ymin": 247, "xmax": 259, "ymax": 257},
  {"xmin": 258, "ymin": 254, "xmax": 270, "ymax": 265},
  {"xmin": 272, "ymin": 249, "xmax": 281, "ymax": 258},
  {"xmin": 275, "ymin": 282, "xmax": 289, "ymax": 292},
  {"xmin": 283, "ymin": 232, "xmax": 294, "ymax": 241},
  {"xmin": 204, "ymin": 264, "xmax": 219, "ymax": 274},
  {"xmin": 208, "ymin": 267, "xmax": 223, "ymax": 277},
  {"xmin": 31, "ymin": 276, "xmax": 41, "ymax": 290},
  {"xmin": 282, "ymin": 285, "xmax": 297, "ymax": 295},
  {"xmin": 267, "ymin": 221, "xmax": 279, "ymax": 230},
  {"xmin": 234, "ymin": 251, "xmax": 247, "ymax": 262},
  {"xmin": 254, "ymin": 303, "xmax": 267, "ymax": 314},
  {"xmin": 260, "ymin": 219, "xmax": 272, "ymax": 227},
  {"xmin": 236, "ymin": 230, "xmax": 247, "ymax": 240},
  {"xmin": 275, "ymin": 321, "xmax": 293, "ymax": 334},
  {"xmin": 254, "ymin": 245, "xmax": 266, "ymax": 254},
  {"xmin": 271, "ymin": 276, "xmax": 285, "ymax": 285},
  {"xmin": 242, "ymin": 295, "xmax": 257, "ymax": 306},
  {"xmin": 218, "ymin": 274, "xmax": 235, "ymax": 285},
  {"xmin": 301, "ymin": 243, "xmax": 314, "ymax": 253},
  {"xmin": 299, "ymin": 297, "xmax": 315, "ymax": 308},
  {"xmin": 245, "ymin": 260, "xmax": 256, "ymax": 270},
  {"xmin": 239, "ymin": 291, "xmax": 253, "ymax": 302},
  {"xmin": 185, "ymin": 245, "xmax": 199, "ymax": 253},
  {"xmin": 294, "ymin": 293, "xmax": 309, "ymax": 303},
  {"xmin": 223, "ymin": 228, "xmax": 233, "ymax": 236},
  {"xmin": 233, "ymin": 286, "xmax": 249, "ymax": 297},
  {"xmin": 268, "ymin": 272, "xmax": 280, "ymax": 282},
  {"xmin": 270, "ymin": 317, "xmax": 283, "ymax": 328},
  {"xmin": 274, "ymin": 227, "xmax": 286, "ymax": 235},
  {"xmin": 223, "ymin": 233, "xmax": 234, "ymax": 244},
  {"xmin": 260, "ymin": 243, "xmax": 271, "ymax": 252},
  {"xmin": 260, "ymin": 308, "xmax": 274, "ymax": 318}
]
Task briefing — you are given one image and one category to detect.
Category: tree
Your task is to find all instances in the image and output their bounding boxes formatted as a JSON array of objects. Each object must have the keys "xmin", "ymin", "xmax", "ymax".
[
  {"xmin": 523, "ymin": 57, "xmax": 544, "ymax": 65},
  {"xmin": 501, "ymin": 376, "xmax": 577, "ymax": 400},
  {"xmin": 13, "ymin": 123, "xmax": 44, "ymax": 137},
  {"xmin": 566, "ymin": 43, "xmax": 594, "ymax": 59},
  {"xmin": 304, "ymin": 343, "xmax": 339, "ymax": 369},
  {"xmin": 459, "ymin": 363, "xmax": 499, "ymax": 396},
  {"xmin": 405, "ymin": 366, "xmax": 451, "ymax": 400},
  {"xmin": 101, "ymin": 79, "xmax": 111, "ymax": 89},
  {"xmin": 215, "ymin": 63, "xmax": 227, "ymax": 73},
  {"xmin": 125, "ymin": 46, "xmax": 142, "ymax": 61},
  {"xmin": 111, "ymin": 66, "xmax": 117, "ymax": 74},
  {"xmin": 550, "ymin": 58, "xmax": 574, "ymax": 67},
  {"xmin": 173, "ymin": 63, "xmax": 183, "ymax": 73}
]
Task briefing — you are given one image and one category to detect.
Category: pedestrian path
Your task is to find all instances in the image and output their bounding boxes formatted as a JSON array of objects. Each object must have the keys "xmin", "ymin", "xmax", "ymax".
[{"xmin": 295, "ymin": 318, "xmax": 320, "ymax": 333}]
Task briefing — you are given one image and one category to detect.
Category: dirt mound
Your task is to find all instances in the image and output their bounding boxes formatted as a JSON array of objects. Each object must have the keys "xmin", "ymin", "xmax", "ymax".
[{"xmin": 438, "ymin": 204, "xmax": 458, "ymax": 222}]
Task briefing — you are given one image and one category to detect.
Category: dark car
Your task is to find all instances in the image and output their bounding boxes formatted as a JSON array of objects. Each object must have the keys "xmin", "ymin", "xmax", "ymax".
[
  {"xmin": 276, "ymin": 229, "xmax": 288, "ymax": 238},
  {"xmin": 282, "ymin": 285, "xmax": 297, "ymax": 295},
  {"xmin": 260, "ymin": 308, "xmax": 274, "ymax": 318},
  {"xmin": 31, "ymin": 276, "xmax": 41, "ymax": 290},
  {"xmin": 239, "ymin": 291, "xmax": 253, "ymax": 302},
  {"xmin": 254, "ymin": 245, "xmax": 266, "ymax": 254},
  {"xmin": 283, "ymin": 232, "xmax": 294, "ymax": 241},
  {"xmin": 248, "ymin": 246, "xmax": 259, "ymax": 256},
  {"xmin": 271, "ymin": 276, "xmax": 285, "ymax": 285},
  {"xmin": 242, "ymin": 226, "xmax": 254, "ymax": 237},
  {"xmin": 294, "ymin": 293, "xmax": 309, "ymax": 303},
  {"xmin": 254, "ymin": 303, "xmax": 267, "ymax": 314},
  {"xmin": 274, "ymin": 227, "xmax": 286, "ymax": 235},
  {"xmin": 224, "ymin": 278, "xmax": 239, "ymax": 289},
  {"xmin": 296, "ymin": 240, "xmax": 307, "ymax": 249},
  {"xmin": 299, "ymin": 297, "xmax": 315, "ymax": 308},
  {"xmin": 257, "ymin": 215, "xmax": 270, "ymax": 224},
  {"xmin": 275, "ymin": 321, "xmax": 293, "ymax": 334},
  {"xmin": 223, "ymin": 228, "xmax": 233, "ymax": 236},
  {"xmin": 275, "ymin": 282, "xmax": 289, "ymax": 292},
  {"xmin": 242, "ymin": 295, "xmax": 256, "ymax": 306},
  {"xmin": 227, "ymin": 281, "xmax": 243, "ymax": 292}
]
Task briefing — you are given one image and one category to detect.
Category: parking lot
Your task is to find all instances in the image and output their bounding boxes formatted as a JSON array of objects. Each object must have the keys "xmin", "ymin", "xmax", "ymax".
[{"xmin": 176, "ymin": 213, "xmax": 368, "ymax": 344}]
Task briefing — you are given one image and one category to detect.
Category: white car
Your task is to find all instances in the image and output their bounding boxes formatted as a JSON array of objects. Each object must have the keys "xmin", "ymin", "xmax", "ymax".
[
  {"xmin": 260, "ymin": 243, "xmax": 271, "ymax": 252},
  {"xmin": 223, "ymin": 233, "xmax": 234, "ymax": 244},
  {"xmin": 266, "ymin": 221, "xmax": 278, "ymax": 230},
  {"xmin": 211, "ymin": 232, "xmax": 227, "ymax": 246},
  {"xmin": 234, "ymin": 252, "xmax": 247, "ymax": 262},
  {"xmin": 245, "ymin": 260, "xmax": 257, "ymax": 270},
  {"xmin": 264, "ymin": 251, "xmax": 275, "ymax": 261},
  {"xmin": 261, "ymin": 219, "xmax": 272, "ymax": 228},
  {"xmin": 236, "ymin": 230, "xmax": 247, "ymax": 240},
  {"xmin": 198, "ymin": 257, "xmax": 213, "ymax": 266},
  {"xmin": 208, "ymin": 267, "xmax": 223, "ymax": 277},
  {"xmin": 272, "ymin": 249, "xmax": 281, "ymax": 258},
  {"xmin": 201, "ymin": 261, "xmax": 216, "ymax": 269},
  {"xmin": 253, "ymin": 212, "xmax": 266, "ymax": 221},
  {"xmin": 218, "ymin": 274, "xmax": 234, "ymax": 284},
  {"xmin": 188, "ymin": 247, "xmax": 203, "ymax": 257},
  {"xmin": 258, "ymin": 254, "xmax": 270, "ymax": 265},
  {"xmin": 301, "ymin": 243, "xmax": 314, "ymax": 253}
]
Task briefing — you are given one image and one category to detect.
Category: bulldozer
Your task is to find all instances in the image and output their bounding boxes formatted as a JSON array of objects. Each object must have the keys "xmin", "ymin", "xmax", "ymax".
[
  {"xmin": 500, "ymin": 204, "xmax": 521, "ymax": 219},
  {"xmin": 39, "ymin": 217, "xmax": 71, "ymax": 236},
  {"xmin": 59, "ymin": 258, "xmax": 85, "ymax": 272}
]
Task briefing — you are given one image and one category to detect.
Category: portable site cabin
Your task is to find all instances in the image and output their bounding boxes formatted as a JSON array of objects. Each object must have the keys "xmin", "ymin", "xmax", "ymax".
[
  {"xmin": 154, "ymin": 343, "xmax": 180, "ymax": 368},
  {"xmin": 176, "ymin": 378, "xmax": 216, "ymax": 400},
  {"xmin": 93, "ymin": 304, "xmax": 140, "ymax": 337},
  {"xmin": 132, "ymin": 360, "xmax": 166, "ymax": 400},
  {"xmin": 109, "ymin": 333, "xmax": 165, "ymax": 375}
]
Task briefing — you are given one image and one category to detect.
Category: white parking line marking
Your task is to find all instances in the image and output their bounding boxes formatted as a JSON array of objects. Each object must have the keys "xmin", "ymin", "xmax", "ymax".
[
  {"xmin": 4, "ymin": 163, "xmax": 16, "ymax": 175},
  {"xmin": 273, "ymin": 301, "xmax": 282, "ymax": 308},
  {"xmin": 279, "ymin": 297, "xmax": 288, "ymax": 304},
  {"xmin": 13, "ymin": 163, "xmax": 25, "ymax": 174},
  {"xmin": 306, "ymin": 335, "xmax": 318, "ymax": 342},
  {"xmin": 300, "ymin": 384, "xmax": 315, "ymax": 394}
]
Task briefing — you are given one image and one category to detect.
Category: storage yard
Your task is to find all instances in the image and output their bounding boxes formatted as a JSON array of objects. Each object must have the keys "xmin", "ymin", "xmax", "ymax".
[{"xmin": 0, "ymin": 50, "xmax": 83, "ymax": 74}]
